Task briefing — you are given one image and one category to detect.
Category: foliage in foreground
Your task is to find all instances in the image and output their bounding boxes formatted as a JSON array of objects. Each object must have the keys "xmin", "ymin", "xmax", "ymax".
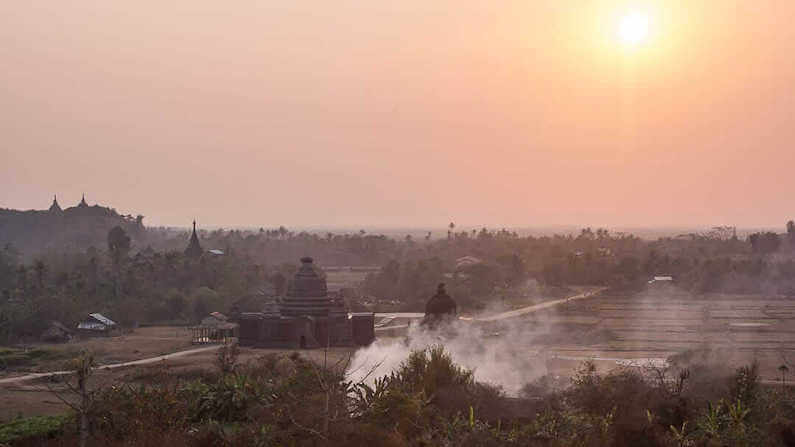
[
  {"xmin": 11, "ymin": 347, "xmax": 795, "ymax": 447},
  {"xmin": 0, "ymin": 414, "xmax": 68, "ymax": 444}
]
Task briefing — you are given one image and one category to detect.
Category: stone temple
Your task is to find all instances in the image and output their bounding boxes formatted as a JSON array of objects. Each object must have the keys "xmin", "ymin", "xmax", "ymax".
[
  {"xmin": 421, "ymin": 283, "xmax": 458, "ymax": 327},
  {"xmin": 238, "ymin": 257, "xmax": 375, "ymax": 348}
]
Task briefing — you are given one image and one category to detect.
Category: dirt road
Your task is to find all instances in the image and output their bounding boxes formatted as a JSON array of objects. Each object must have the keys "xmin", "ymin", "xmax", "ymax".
[
  {"xmin": 0, "ymin": 345, "xmax": 221, "ymax": 385},
  {"xmin": 374, "ymin": 287, "xmax": 607, "ymax": 331},
  {"xmin": 474, "ymin": 287, "xmax": 607, "ymax": 322}
]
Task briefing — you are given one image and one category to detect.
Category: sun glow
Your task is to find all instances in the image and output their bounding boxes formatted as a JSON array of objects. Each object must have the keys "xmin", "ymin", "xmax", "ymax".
[{"xmin": 618, "ymin": 11, "xmax": 650, "ymax": 45}]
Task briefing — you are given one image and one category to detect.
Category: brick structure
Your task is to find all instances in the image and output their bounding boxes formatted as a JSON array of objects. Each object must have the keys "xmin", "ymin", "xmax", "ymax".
[{"xmin": 238, "ymin": 257, "xmax": 374, "ymax": 348}]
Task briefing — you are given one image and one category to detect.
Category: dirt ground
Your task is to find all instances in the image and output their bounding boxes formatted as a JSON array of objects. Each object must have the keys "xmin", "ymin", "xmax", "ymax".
[
  {"xmin": 0, "ymin": 345, "xmax": 356, "ymax": 422},
  {"xmin": 0, "ymin": 326, "xmax": 196, "ymax": 378}
]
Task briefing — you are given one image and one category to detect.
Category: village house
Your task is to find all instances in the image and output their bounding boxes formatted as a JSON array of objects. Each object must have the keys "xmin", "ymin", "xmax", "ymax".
[{"xmin": 76, "ymin": 313, "xmax": 119, "ymax": 337}]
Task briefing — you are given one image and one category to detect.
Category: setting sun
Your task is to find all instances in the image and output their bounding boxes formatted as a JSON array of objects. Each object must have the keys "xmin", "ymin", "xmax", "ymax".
[{"xmin": 618, "ymin": 11, "xmax": 650, "ymax": 44}]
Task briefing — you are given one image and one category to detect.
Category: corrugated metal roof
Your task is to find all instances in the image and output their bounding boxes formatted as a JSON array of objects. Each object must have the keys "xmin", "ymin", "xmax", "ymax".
[
  {"xmin": 455, "ymin": 256, "xmax": 483, "ymax": 269},
  {"xmin": 89, "ymin": 313, "xmax": 117, "ymax": 326}
]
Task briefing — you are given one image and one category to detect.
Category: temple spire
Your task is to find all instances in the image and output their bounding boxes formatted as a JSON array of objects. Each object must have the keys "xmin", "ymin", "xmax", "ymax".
[
  {"xmin": 185, "ymin": 220, "xmax": 203, "ymax": 258},
  {"xmin": 49, "ymin": 195, "xmax": 62, "ymax": 213},
  {"xmin": 78, "ymin": 193, "xmax": 88, "ymax": 208}
]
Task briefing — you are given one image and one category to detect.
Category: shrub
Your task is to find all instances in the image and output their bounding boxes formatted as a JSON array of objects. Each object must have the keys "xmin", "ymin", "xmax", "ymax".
[{"xmin": 0, "ymin": 415, "xmax": 69, "ymax": 444}]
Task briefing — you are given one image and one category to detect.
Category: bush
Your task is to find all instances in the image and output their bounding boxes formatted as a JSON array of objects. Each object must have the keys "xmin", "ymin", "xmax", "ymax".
[{"xmin": 0, "ymin": 415, "xmax": 69, "ymax": 444}]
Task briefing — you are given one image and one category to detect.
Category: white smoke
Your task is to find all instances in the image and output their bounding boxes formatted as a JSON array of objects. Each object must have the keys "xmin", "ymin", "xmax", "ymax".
[{"xmin": 347, "ymin": 316, "xmax": 551, "ymax": 394}]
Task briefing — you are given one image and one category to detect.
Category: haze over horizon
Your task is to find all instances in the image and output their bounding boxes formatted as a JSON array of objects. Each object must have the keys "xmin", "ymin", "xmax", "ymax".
[{"xmin": 3, "ymin": 1, "xmax": 794, "ymax": 228}]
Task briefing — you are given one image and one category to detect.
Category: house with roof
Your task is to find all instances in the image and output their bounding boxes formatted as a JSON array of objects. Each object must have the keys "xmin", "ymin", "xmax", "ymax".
[
  {"xmin": 77, "ymin": 313, "xmax": 119, "ymax": 337},
  {"xmin": 648, "ymin": 275, "xmax": 674, "ymax": 285}
]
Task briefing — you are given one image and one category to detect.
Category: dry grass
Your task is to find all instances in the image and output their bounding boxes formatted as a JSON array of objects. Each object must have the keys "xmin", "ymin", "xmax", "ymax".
[{"xmin": 1, "ymin": 326, "xmax": 194, "ymax": 377}]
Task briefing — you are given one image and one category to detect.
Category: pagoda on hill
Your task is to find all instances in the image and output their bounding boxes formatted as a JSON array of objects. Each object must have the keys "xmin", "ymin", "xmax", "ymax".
[
  {"xmin": 48, "ymin": 195, "xmax": 63, "ymax": 214},
  {"xmin": 184, "ymin": 220, "xmax": 203, "ymax": 258}
]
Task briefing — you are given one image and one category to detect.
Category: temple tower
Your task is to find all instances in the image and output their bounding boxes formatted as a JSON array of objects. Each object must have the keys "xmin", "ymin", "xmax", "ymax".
[
  {"xmin": 184, "ymin": 220, "xmax": 203, "ymax": 258},
  {"xmin": 281, "ymin": 257, "xmax": 331, "ymax": 317},
  {"xmin": 48, "ymin": 195, "xmax": 63, "ymax": 213},
  {"xmin": 78, "ymin": 194, "xmax": 88, "ymax": 208}
]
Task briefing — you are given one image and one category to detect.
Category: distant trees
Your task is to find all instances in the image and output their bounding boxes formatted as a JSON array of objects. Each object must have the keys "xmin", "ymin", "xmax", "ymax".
[
  {"xmin": 8, "ymin": 217, "xmax": 795, "ymax": 342},
  {"xmin": 0, "ymin": 245, "xmax": 19, "ymax": 294},
  {"xmin": 107, "ymin": 226, "xmax": 131, "ymax": 298},
  {"xmin": 362, "ymin": 258, "xmax": 444, "ymax": 306},
  {"xmin": 497, "ymin": 253, "xmax": 527, "ymax": 286},
  {"xmin": 748, "ymin": 232, "xmax": 780, "ymax": 254}
]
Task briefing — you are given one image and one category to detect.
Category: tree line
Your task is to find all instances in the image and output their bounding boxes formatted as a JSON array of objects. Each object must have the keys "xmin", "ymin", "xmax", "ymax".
[{"xmin": 3, "ymin": 221, "xmax": 795, "ymax": 342}]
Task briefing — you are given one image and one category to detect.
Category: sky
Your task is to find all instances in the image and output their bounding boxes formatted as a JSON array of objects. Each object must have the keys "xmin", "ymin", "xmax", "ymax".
[{"xmin": 2, "ymin": 1, "xmax": 795, "ymax": 229}]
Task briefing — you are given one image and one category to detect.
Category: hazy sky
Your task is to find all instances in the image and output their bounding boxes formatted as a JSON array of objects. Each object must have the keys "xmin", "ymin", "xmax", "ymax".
[{"xmin": 2, "ymin": 1, "xmax": 794, "ymax": 228}]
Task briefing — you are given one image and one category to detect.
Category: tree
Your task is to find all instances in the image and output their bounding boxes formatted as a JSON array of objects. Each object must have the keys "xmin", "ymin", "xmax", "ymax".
[
  {"xmin": 16, "ymin": 264, "xmax": 27, "ymax": 292},
  {"xmin": 33, "ymin": 259, "xmax": 47, "ymax": 290},
  {"xmin": 0, "ymin": 245, "xmax": 20, "ymax": 292},
  {"xmin": 107, "ymin": 226, "xmax": 131, "ymax": 298},
  {"xmin": 167, "ymin": 292, "xmax": 186, "ymax": 319},
  {"xmin": 498, "ymin": 253, "xmax": 526, "ymax": 286},
  {"xmin": 191, "ymin": 286, "xmax": 222, "ymax": 321},
  {"xmin": 748, "ymin": 232, "xmax": 780, "ymax": 255},
  {"xmin": 47, "ymin": 351, "xmax": 96, "ymax": 447}
]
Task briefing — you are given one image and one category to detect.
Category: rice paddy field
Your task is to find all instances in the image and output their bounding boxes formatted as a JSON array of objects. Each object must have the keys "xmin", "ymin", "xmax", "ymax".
[{"xmin": 519, "ymin": 289, "xmax": 795, "ymax": 382}]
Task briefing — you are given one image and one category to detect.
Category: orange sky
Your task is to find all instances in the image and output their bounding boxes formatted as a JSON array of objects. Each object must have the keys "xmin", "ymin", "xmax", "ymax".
[{"xmin": 2, "ymin": 1, "xmax": 794, "ymax": 228}]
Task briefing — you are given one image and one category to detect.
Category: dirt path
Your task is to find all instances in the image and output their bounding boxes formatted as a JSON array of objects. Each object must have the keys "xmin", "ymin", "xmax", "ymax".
[
  {"xmin": 0, "ymin": 345, "xmax": 221, "ymax": 385},
  {"xmin": 375, "ymin": 287, "xmax": 607, "ymax": 332},
  {"xmin": 474, "ymin": 287, "xmax": 607, "ymax": 322}
]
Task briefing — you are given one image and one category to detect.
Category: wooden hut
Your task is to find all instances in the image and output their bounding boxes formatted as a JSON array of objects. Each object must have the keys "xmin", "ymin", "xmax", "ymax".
[
  {"xmin": 191, "ymin": 312, "xmax": 238, "ymax": 344},
  {"xmin": 41, "ymin": 321, "xmax": 73, "ymax": 343}
]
